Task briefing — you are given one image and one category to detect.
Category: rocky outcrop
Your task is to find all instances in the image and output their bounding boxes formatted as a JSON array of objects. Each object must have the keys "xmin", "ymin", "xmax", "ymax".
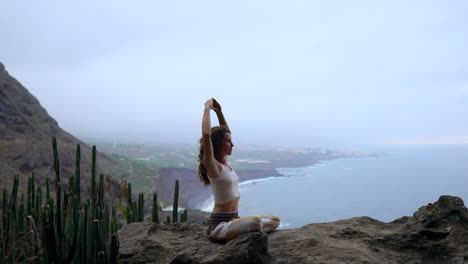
[
  {"xmin": 118, "ymin": 195, "xmax": 468, "ymax": 264},
  {"xmin": 118, "ymin": 222, "xmax": 272, "ymax": 264}
]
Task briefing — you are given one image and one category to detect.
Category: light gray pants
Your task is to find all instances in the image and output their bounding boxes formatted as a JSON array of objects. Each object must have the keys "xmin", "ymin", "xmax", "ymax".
[{"xmin": 207, "ymin": 212, "xmax": 280, "ymax": 242}]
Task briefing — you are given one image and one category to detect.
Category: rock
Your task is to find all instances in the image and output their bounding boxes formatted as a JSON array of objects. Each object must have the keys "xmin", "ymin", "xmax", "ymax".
[
  {"xmin": 268, "ymin": 195, "xmax": 468, "ymax": 264},
  {"xmin": 118, "ymin": 196, "xmax": 468, "ymax": 264},
  {"xmin": 118, "ymin": 222, "xmax": 273, "ymax": 264}
]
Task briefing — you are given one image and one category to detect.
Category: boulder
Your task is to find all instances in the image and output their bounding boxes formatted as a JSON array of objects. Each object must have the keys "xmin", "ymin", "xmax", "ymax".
[
  {"xmin": 118, "ymin": 222, "xmax": 272, "ymax": 264},
  {"xmin": 118, "ymin": 195, "xmax": 468, "ymax": 263}
]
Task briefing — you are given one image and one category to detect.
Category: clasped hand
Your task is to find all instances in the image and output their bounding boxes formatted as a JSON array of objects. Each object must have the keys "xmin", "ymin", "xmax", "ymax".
[{"xmin": 205, "ymin": 97, "xmax": 222, "ymax": 113}]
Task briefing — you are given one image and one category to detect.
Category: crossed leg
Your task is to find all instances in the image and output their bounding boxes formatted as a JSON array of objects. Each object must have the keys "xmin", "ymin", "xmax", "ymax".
[{"xmin": 210, "ymin": 214, "xmax": 280, "ymax": 241}]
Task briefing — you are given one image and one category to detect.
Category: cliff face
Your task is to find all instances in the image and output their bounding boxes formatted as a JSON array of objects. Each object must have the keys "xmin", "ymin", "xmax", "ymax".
[
  {"xmin": 117, "ymin": 195, "xmax": 468, "ymax": 263},
  {"xmin": 0, "ymin": 63, "xmax": 129, "ymax": 193}
]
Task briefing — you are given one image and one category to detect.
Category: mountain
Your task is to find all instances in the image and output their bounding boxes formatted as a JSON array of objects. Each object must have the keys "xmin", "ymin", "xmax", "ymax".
[{"xmin": 0, "ymin": 62, "xmax": 129, "ymax": 194}]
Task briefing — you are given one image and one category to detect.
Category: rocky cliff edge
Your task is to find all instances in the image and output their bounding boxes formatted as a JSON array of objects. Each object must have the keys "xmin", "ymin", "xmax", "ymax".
[{"xmin": 117, "ymin": 195, "xmax": 468, "ymax": 264}]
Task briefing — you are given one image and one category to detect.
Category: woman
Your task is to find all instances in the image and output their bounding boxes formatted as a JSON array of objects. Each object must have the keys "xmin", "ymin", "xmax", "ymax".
[{"xmin": 198, "ymin": 98, "xmax": 280, "ymax": 242}]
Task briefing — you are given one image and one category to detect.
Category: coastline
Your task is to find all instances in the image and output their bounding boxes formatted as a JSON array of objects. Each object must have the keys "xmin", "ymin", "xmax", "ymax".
[
  {"xmin": 154, "ymin": 167, "xmax": 284, "ymax": 209},
  {"xmin": 155, "ymin": 153, "xmax": 380, "ymax": 210},
  {"xmin": 194, "ymin": 160, "xmax": 328, "ymax": 211}
]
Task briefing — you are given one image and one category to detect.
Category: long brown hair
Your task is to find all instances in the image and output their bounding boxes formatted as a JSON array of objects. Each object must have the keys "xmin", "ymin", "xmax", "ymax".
[{"xmin": 198, "ymin": 126, "xmax": 231, "ymax": 185}]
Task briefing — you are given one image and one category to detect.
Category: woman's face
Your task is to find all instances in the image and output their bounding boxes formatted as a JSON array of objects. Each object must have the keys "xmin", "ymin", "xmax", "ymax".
[{"xmin": 218, "ymin": 132, "xmax": 234, "ymax": 156}]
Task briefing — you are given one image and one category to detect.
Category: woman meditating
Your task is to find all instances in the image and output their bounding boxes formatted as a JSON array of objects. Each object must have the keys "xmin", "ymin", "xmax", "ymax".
[{"xmin": 198, "ymin": 98, "xmax": 280, "ymax": 242}]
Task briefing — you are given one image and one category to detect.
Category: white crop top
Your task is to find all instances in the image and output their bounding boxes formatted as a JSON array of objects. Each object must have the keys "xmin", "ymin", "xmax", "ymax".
[{"xmin": 208, "ymin": 163, "xmax": 240, "ymax": 204}]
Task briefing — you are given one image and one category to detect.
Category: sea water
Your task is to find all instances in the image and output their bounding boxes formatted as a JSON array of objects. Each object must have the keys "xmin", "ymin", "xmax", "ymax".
[{"xmin": 199, "ymin": 144, "xmax": 468, "ymax": 229}]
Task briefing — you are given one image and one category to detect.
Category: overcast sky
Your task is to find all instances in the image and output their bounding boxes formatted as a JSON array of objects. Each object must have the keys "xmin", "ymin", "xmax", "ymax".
[{"xmin": 1, "ymin": 1, "xmax": 467, "ymax": 149}]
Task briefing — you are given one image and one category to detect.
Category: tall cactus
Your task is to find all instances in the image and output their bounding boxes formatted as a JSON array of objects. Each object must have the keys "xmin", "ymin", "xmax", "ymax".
[
  {"xmin": 91, "ymin": 145, "xmax": 97, "ymax": 201},
  {"xmin": 172, "ymin": 179, "xmax": 179, "ymax": 223},
  {"xmin": 2, "ymin": 189, "xmax": 7, "ymax": 234},
  {"xmin": 182, "ymin": 209, "xmax": 188, "ymax": 223},
  {"xmin": 127, "ymin": 182, "xmax": 132, "ymax": 206},
  {"xmin": 52, "ymin": 136, "xmax": 61, "ymax": 186},
  {"xmin": 46, "ymin": 177, "xmax": 50, "ymax": 201},
  {"xmin": 99, "ymin": 174, "xmax": 105, "ymax": 206},
  {"xmin": 126, "ymin": 182, "xmax": 133, "ymax": 224},
  {"xmin": 41, "ymin": 138, "xmax": 81, "ymax": 264},
  {"xmin": 31, "ymin": 173, "xmax": 35, "ymax": 215},
  {"xmin": 27, "ymin": 175, "xmax": 32, "ymax": 216},
  {"xmin": 35, "ymin": 185, "xmax": 42, "ymax": 223},
  {"xmin": 74, "ymin": 144, "xmax": 81, "ymax": 200},
  {"xmin": 6, "ymin": 175, "xmax": 19, "ymax": 252},
  {"xmin": 18, "ymin": 194, "xmax": 25, "ymax": 233},
  {"xmin": 137, "ymin": 193, "xmax": 144, "ymax": 222}
]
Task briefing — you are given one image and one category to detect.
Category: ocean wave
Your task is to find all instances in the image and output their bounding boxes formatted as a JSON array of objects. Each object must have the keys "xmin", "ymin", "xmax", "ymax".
[
  {"xmin": 198, "ymin": 196, "xmax": 214, "ymax": 212},
  {"xmin": 239, "ymin": 176, "xmax": 280, "ymax": 186}
]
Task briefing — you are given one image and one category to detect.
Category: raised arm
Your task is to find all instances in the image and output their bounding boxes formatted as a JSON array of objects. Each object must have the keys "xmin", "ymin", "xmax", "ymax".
[
  {"xmin": 202, "ymin": 98, "xmax": 221, "ymax": 178},
  {"xmin": 213, "ymin": 99, "xmax": 230, "ymax": 131}
]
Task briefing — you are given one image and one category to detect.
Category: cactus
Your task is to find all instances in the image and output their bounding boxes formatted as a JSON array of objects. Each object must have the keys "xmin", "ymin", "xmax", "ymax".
[
  {"xmin": 2, "ymin": 188, "xmax": 6, "ymax": 233},
  {"xmin": 173, "ymin": 179, "xmax": 179, "ymax": 223},
  {"xmin": 137, "ymin": 193, "xmax": 144, "ymax": 222},
  {"xmin": 75, "ymin": 144, "xmax": 81, "ymax": 200},
  {"xmin": 35, "ymin": 185, "xmax": 42, "ymax": 223},
  {"xmin": 42, "ymin": 181, "xmax": 79, "ymax": 263},
  {"xmin": 110, "ymin": 233, "xmax": 119, "ymax": 264},
  {"xmin": 152, "ymin": 192, "xmax": 159, "ymax": 224},
  {"xmin": 27, "ymin": 175, "xmax": 32, "ymax": 216},
  {"xmin": 127, "ymin": 182, "xmax": 132, "ymax": 206},
  {"xmin": 52, "ymin": 136, "xmax": 61, "ymax": 185},
  {"xmin": 99, "ymin": 173, "xmax": 105, "ymax": 206},
  {"xmin": 6, "ymin": 175, "xmax": 20, "ymax": 245},
  {"xmin": 183, "ymin": 209, "xmax": 188, "ymax": 223},
  {"xmin": 31, "ymin": 173, "xmax": 35, "ymax": 210},
  {"xmin": 18, "ymin": 194, "xmax": 25, "ymax": 233},
  {"xmin": 46, "ymin": 177, "xmax": 50, "ymax": 201},
  {"xmin": 126, "ymin": 182, "xmax": 133, "ymax": 224},
  {"xmin": 91, "ymin": 145, "xmax": 97, "ymax": 201}
]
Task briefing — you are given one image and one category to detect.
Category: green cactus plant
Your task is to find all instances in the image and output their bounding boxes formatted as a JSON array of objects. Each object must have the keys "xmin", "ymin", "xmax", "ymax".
[
  {"xmin": 46, "ymin": 177, "xmax": 50, "ymax": 202},
  {"xmin": 138, "ymin": 193, "xmax": 144, "ymax": 222},
  {"xmin": 52, "ymin": 137, "xmax": 61, "ymax": 185},
  {"xmin": 75, "ymin": 144, "xmax": 81, "ymax": 200},
  {"xmin": 18, "ymin": 194, "xmax": 25, "ymax": 233},
  {"xmin": 91, "ymin": 145, "xmax": 97, "ymax": 202},
  {"xmin": 40, "ymin": 139, "xmax": 86, "ymax": 263},
  {"xmin": 99, "ymin": 173, "xmax": 105, "ymax": 206},
  {"xmin": 126, "ymin": 182, "xmax": 133, "ymax": 224},
  {"xmin": 127, "ymin": 182, "xmax": 132, "ymax": 206},
  {"xmin": 173, "ymin": 179, "xmax": 179, "ymax": 223},
  {"xmin": 183, "ymin": 209, "xmax": 188, "ymax": 223},
  {"xmin": 35, "ymin": 185, "xmax": 42, "ymax": 224}
]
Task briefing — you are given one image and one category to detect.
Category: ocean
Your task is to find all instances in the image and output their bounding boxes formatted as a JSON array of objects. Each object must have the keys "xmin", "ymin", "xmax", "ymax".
[{"xmin": 199, "ymin": 144, "xmax": 468, "ymax": 229}]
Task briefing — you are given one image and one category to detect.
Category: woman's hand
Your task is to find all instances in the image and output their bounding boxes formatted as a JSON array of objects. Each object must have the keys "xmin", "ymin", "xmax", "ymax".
[
  {"xmin": 213, "ymin": 98, "xmax": 222, "ymax": 113},
  {"xmin": 204, "ymin": 97, "xmax": 229, "ymax": 130},
  {"xmin": 204, "ymin": 98, "xmax": 214, "ymax": 110}
]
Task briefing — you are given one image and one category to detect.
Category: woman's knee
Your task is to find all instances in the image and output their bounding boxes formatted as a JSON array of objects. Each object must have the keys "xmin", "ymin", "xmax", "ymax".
[
  {"xmin": 260, "ymin": 214, "xmax": 280, "ymax": 233},
  {"xmin": 250, "ymin": 215, "xmax": 263, "ymax": 230}
]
